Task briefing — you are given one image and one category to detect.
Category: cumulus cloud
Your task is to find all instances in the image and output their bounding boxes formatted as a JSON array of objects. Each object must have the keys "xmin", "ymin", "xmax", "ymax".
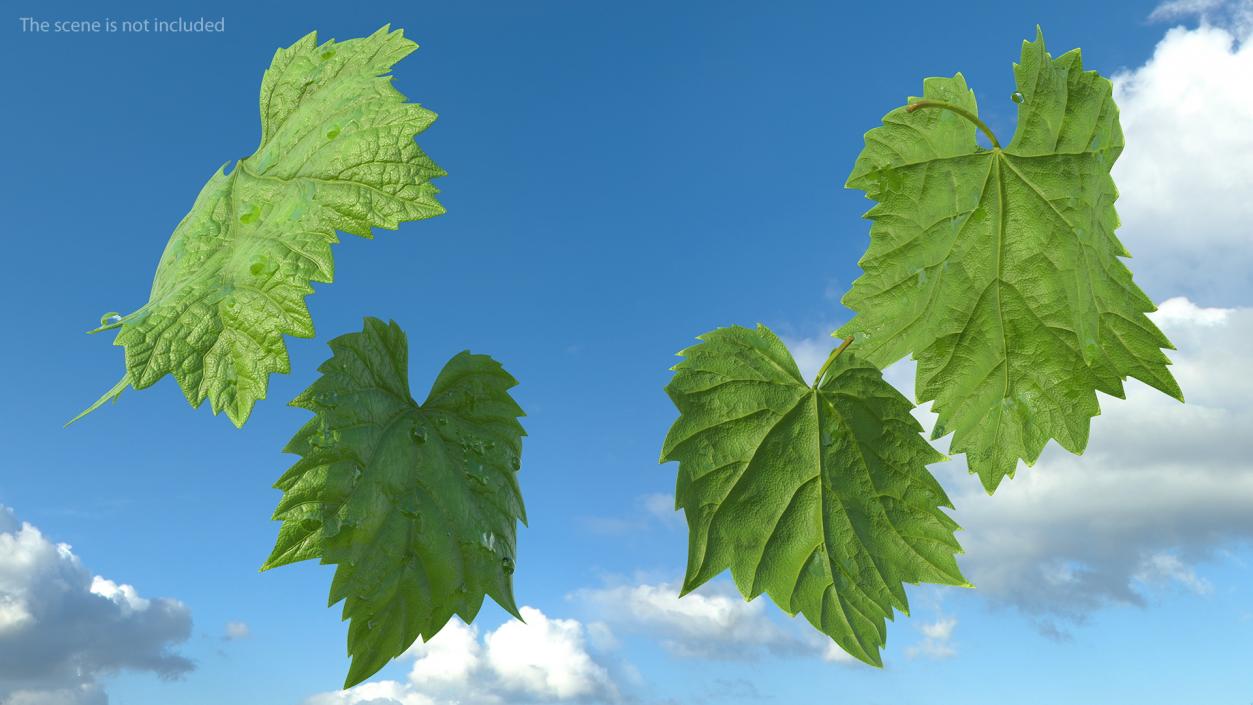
[
  {"xmin": 1110, "ymin": 17, "xmax": 1253, "ymax": 304},
  {"xmin": 0, "ymin": 505, "xmax": 193, "ymax": 704},
  {"xmin": 775, "ymin": 296, "xmax": 1252, "ymax": 635},
  {"xmin": 1148, "ymin": 0, "xmax": 1253, "ymax": 36},
  {"xmin": 779, "ymin": 333, "xmax": 836, "ymax": 384},
  {"xmin": 904, "ymin": 618, "xmax": 957, "ymax": 660},
  {"xmin": 570, "ymin": 580, "xmax": 828, "ymax": 661},
  {"xmin": 304, "ymin": 607, "xmax": 618, "ymax": 705},
  {"xmin": 914, "ymin": 299, "xmax": 1253, "ymax": 627},
  {"xmin": 223, "ymin": 621, "xmax": 250, "ymax": 640}
]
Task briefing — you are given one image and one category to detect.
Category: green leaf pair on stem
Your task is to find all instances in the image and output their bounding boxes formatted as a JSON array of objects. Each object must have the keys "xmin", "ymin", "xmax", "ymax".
[
  {"xmin": 660, "ymin": 27, "xmax": 1182, "ymax": 668},
  {"xmin": 69, "ymin": 27, "xmax": 528, "ymax": 689}
]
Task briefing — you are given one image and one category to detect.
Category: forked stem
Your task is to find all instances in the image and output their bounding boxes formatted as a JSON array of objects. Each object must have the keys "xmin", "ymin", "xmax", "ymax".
[{"xmin": 907, "ymin": 99, "xmax": 1001, "ymax": 149}]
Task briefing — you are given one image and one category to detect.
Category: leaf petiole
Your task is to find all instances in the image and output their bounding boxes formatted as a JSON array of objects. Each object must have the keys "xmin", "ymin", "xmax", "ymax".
[
  {"xmin": 906, "ymin": 99, "xmax": 1001, "ymax": 149},
  {"xmin": 813, "ymin": 336, "xmax": 854, "ymax": 387}
]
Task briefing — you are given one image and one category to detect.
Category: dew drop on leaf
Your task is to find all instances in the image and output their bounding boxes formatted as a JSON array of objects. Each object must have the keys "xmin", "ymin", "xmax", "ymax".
[
  {"xmin": 410, "ymin": 426, "xmax": 427, "ymax": 444},
  {"xmin": 323, "ymin": 515, "xmax": 341, "ymax": 537},
  {"xmin": 99, "ymin": 311, "xmax": 122, "ymax": 326},
  {"xmin": 249, "ymin": 254, "xmax": 277, "ymax": 278},
  {"xmin": 1011, "ymin": 91, "xmax": 1025, "ymax": 104},
  {"xmin": 501, "ymin": 556, "xmax": 515, "ymax": 575},
  {"xmin": 239, "ymin": 203, "xmax": 262, "ymax": 224}
]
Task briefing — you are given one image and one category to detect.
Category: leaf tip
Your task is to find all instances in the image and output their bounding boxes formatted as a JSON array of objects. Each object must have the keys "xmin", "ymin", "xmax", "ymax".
[{"xmin": 66, "ymin": 375, "xmax": 131, "ymax": 428}]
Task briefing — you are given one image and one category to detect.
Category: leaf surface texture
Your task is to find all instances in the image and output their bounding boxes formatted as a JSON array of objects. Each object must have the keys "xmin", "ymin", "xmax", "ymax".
[
  {"xmin": 75, "ymin": 26, "xmax": 444, "ymax": 426},
  {"xmin": 837, "ymin": 29, "xmax": 1182, "ymax": 491},
  {"xmin": 263, "ymin": 318, "xmax": 526, "ymax": 688},
  {"xmin": 660, "ymin": 325, "xmax": 968, "ymax": 666}
]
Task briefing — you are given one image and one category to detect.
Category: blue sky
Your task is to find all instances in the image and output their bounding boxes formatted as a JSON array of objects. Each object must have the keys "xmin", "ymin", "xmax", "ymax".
[{"xmin": 3, "ymin": 1, "xmax": 1253, "ymax": 704}]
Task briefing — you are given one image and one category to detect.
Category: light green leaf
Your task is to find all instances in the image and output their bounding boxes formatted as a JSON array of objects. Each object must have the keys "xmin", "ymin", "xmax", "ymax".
[
  {"xmin": 660, "ymin": 325, "xmax": 968, "ymax": 667},
  {"xmin": 263, "ymin": 317, "xmax": 526, "ymax": 688},
  {"xmin": 71, "ymin": 25, "xmax": 445, "ymax": 427},
  {"xmin": 837, "ymin": 28, "xmax": 1182, "ymax": 492}
]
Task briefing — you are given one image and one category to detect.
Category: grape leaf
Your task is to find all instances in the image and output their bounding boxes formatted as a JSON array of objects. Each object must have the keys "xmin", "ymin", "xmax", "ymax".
[
  {"xmin": 660, "ymin": 325, "xmax": 969, "ymax": 666},
  {"xmin": 262, "ymin": 317, "xmax": 526, "ymax": 688},
  {"xmin": 70, "ymin": 25, "xmax": 445, "ymax": 427},
  {"xmin": 836, "ymin": 28, "xmax": 1182, "ymax": 492}
]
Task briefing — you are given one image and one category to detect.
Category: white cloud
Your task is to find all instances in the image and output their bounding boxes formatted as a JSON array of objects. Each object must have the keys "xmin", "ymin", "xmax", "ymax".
[
  {"xmin": 304, "ymin": 679, "xmax": 431, "ymax": 705},
  {"xmin": 1110, "ymin": 19, "xmax": 1253, "ymax": 304},
  {"xmin": 2, "ymin": 684, "xmax": 107, "ymax": 705},
  {"xmin": 774, "ymin": 297, "xmax": 1253, "ymax": 632},
  {"xmin": 922, "ymin": 299, "xmax": 1253, "ymax": 624},
  {"xmin": 0, "ymin": 506, "xmax": 193, "ymax": 704},
  {"xmin": 905, "ymin": 618, "xmax": 957, "ymax": 660},
  {"xmin": 224, "ymin": 621, "xmax": 250, "ymax": 640},
  {"xmin": 486, "ymin": 609, "xmax": 617, "ymax": 700},
  {"xmin": 1149, "ymin": 0, "xmax": 1253, "ymax": 36},
  {"xmin": 304, "ymin": 607, "xmax": 618, "ymax": 705},
  {"xmin": 820, "ymin": 641, "xmax": 859, "ymax": 664},
  {"xmin": 570, "ymin": 581, "xmax": 825, "ymax": 661},
  {"xmin": 1134, "ymin": 553, "xmax": 1214, "ymax": 595},
  {"xmin": 639, "ymin": 493, "xmax": 683, "ymax": 530},
  {"xmin": 780, "ymin": 333, "xmax": 838, "ymax": 384}
]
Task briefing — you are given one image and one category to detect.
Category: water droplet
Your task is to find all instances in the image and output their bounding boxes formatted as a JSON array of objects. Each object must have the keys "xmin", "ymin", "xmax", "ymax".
[
  {"xmin": 249, "ymin": 254, "xmax": 276, "ymax": 278},
  {"xmin": 410, "ymin": 426, "xmax": 427, "ymax": 444},
  {"xmin": 309, "ymin": 425, "xmax": 336, "ymax": 449},
  {"xmin": 1011, "ymin": 91, "xmax": 1025, "ymax": 104},
  {"xmin": 323, "ymin": 515, "xmax": 341, "ymax": 537},
  {"xmin": 510, "ymin": 455, "xmax": 521, "ymax": 471},
  {"xmin": 326, "ymin": 126, "xmax": 341, "ymax": 140},
  {"xmin": 501, "ymin": 556, "xmax": 515, "ymax": 575},
  {"xmin": 99, "ymin": 311, "xmax": 122, "ymax": 326}
]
